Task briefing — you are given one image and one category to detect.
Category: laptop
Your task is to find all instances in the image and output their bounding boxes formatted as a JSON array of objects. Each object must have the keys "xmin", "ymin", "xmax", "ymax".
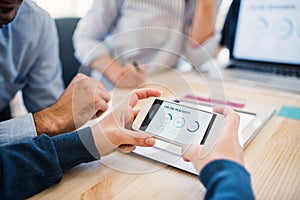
[{"xmin": 220, "ymin": 0, "xmax": 300, "ymax": 93}]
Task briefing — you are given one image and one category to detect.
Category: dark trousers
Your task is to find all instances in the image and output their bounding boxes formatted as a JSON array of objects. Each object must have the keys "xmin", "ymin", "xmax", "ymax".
[{"xmin": 0, "ymin": 105, "xmax": 12, "ymax": 122}]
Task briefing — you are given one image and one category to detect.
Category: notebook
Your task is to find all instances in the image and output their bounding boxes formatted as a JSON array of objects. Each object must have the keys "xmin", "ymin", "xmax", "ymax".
[{"xmin": 220, "ymin": 0, "xmax": 300, "ymax": 92}]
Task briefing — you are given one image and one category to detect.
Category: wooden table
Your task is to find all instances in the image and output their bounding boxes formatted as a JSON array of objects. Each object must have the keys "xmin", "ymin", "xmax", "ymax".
[{"xmin": 30, "ymin": 69, "xmax": 300, "ymax": 199}]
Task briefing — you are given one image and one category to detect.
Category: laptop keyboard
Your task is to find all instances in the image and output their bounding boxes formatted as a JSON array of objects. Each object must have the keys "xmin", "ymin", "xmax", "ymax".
[{"xmin": 228, "ymin": 62, "xmax": 300, "ymax": 78}]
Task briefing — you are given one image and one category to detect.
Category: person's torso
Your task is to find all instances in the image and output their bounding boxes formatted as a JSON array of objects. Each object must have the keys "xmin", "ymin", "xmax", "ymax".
[
  {"xmin": 0, "ymin": 0, "xmax": 54, "ymax": 110},
  {"xmin": 104, "ymin": 0, "xmax": 196, "ymax": 73}
]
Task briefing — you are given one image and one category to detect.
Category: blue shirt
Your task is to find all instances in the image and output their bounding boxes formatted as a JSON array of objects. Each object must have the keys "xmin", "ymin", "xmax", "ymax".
[
  {"xmin": 0, "ymin": 122, "xmax": 256, "ymax": 200},
  {"xmin": 200, "ymin": 160, "xmax": 255, "ymax": 200},
  {"xmin": 0, "ymin": 0, "xmax": 64, "ymax": 113},
  {"xmin": 0, "ymin": 133, "xmax": 255, "ymax": 200},
  {"xmin": 0, "ymin": 0, "xmax": 64, "ymax": 145},
  {"xmin": 0, "ymin": 127, "xmax": 99, "ymax": 199}
]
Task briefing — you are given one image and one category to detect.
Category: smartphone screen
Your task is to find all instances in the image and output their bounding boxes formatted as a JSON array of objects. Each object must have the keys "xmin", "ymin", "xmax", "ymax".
[{"xmin": 139, "ymin": 99, "xmax": 216, "ymax": 145}]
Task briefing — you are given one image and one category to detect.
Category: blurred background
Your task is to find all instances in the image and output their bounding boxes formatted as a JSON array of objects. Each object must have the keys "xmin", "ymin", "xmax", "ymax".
[
  {"xmin": 34, "ymin": 0, "xmax": 233, "ymax": 29},
  {"xmin": 34, "ymin": 0, "xmax": 93, "ymax": 18}
]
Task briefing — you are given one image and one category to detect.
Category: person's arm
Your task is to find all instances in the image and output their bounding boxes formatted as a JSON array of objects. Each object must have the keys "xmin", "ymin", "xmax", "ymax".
[
  {"xmin": 200, "ymin": 160, "xmax": 254, "ymax": 200},
  {"xmin": 73, "ymin": 1, "xmax": 146, "ymax": 89},
  {"xmin": 182, "ymin": 107, "xmax": 255, "ymax": 199},
  {"xmin": 0, "ymin": 88, "xmax": 160, "ymax": 199},
  {"xmin": 0, "ymin": 74, "xmax": 110, "ymax": 147},
  {"xmin": 0, "ymin": 127, "xmax": 98, "ymax": 200},
  {"xmin": 89, "ymin": 55, "xmax": 147, "ymax": 89},
  {"xmin": 0, "ymin": 114, "xmax": 37, "ymax": 146},
  {"xmin": 189, "ymin": 0, "xmax": 216, "ymax": 44},
  {"xmin": 32, "ymin": 73, "xmax": 110, "ymax": 136},
  {"xmin": 73, "ymin": 0, "xmax": 122, "ymax": 67},
  {"xmin": 22, "ymin": 10, "xmax": 64, "ymax": 113},
  {"xmin": 184, "ymin": 0, "xmax": 222, "ymax": 69}
]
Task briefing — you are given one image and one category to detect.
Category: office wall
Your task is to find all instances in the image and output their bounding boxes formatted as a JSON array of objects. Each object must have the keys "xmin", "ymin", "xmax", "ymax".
[
  {"xmin": 34, "ymin": 0, "xmax": 93, "ymax": 18},
  {"xmin": 34, "ymin": 0, "xmax": 232, "ymax": 21}
]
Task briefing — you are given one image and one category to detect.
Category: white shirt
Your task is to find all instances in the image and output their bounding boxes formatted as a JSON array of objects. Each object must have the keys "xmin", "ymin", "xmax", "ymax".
[{"xmin": 73, "ymin": 0, "xmax": 221, "ymax": 89}]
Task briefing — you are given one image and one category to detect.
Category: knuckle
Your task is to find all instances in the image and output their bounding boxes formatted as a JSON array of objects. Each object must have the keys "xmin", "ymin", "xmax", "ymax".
[
  {"xmin": 232, "ymin": 113, "xmax": 240, "ymax": 123},
  {"xmin": 97, "ymin": 82, "xmax": 104, "ymax": 88},
  {"xmin": 101, "ymin": 101, "xmax": 109, "ymax": 109}
]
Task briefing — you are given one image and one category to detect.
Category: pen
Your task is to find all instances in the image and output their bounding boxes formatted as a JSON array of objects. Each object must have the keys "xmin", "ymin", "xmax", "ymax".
[{"xmin": 132, "ymin": 60, "xmax": 140, "ymax": 71}]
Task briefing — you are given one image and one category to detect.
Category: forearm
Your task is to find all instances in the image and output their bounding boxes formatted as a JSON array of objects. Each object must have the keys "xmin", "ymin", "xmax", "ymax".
[
  {"xmin": 184, "ymin": 31, "xmax": 221, "ymax": 68},
  {"xmin": 90, "ymin": 55, "xmax": 123, "ymax": 84},
  {"xmin": 199, "ymin": 160, "xmax": 255, "ymax": 200},
  {"xmin": 0, "ymin": 127, "xmax": 99, "ymax": 199},
  {"xmin": 53, "ymin": 127, "xmax": 100, "ymax": 171},
  {"xmin": 190, "ymin": 0, "xmax": 216, "ymax": 44}
]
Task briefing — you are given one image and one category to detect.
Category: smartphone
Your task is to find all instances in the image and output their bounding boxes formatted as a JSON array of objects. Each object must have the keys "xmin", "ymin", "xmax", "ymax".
[{"xmin": 132, "ymin": 98, "xmax": 224, "ymax": 147}]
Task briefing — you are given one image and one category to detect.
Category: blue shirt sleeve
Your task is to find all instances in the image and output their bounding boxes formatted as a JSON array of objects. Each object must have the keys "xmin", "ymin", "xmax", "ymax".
[
  {"xmin": 0, "ymin": 127, "xmax": 99, "ymax": 200},
  {"xmin": 199, "ymin": 159, "xmax": 255, "ymax": 200},
  {"xmin": 0, "ymin": 114, "xmax": 37, "ymax": 146}
]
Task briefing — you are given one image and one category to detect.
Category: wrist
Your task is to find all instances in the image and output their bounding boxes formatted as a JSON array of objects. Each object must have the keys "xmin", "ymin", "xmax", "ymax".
[
  {"xmin": 91, "ymin": 55, "xmax": 123, "ymax": 84},
  {"xmin": 33, "ymin": 107, "xmax": 61, "ymax": 136},
  {"xmin": 189, "ymin": 33, "xmax": 214, "ymax": 47},
  {"xmin": 91, "ymin": 123, "xmax": 117, "ymax": 156},
  {"xmin": 104, "ymin": 64, "xmax": 124, "ymax": 84}
]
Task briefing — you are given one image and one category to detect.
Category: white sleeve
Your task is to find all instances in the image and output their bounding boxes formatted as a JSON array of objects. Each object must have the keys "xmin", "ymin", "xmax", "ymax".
[
  {"xmin": 184, "ymin": 0, "xmax": 222, "ymax": 70},
  {"xmin": 184, "ymin": 32, "xmax": 221, "ymax": 69},
  {"xmin": 73, "ymin": 0, "xmax": 123, "ymax": 66}
]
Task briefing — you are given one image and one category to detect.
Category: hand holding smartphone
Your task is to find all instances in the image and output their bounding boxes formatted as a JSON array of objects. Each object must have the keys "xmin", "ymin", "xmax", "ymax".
[{"xmin": 133, "ymin": 98, "xmax": 224, "ymax": 147}]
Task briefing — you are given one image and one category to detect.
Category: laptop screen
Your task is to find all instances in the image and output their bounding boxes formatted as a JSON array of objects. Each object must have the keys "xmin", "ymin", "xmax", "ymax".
[{"xmin": 232, "ymin": 0, "xmax": 300, "ymax": 65}]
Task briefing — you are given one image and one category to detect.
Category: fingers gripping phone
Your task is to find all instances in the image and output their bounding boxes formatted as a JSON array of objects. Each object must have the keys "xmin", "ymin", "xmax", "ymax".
[{"xmin": 133, "ymin": 98, "xmax": 225, "ymax": 147}]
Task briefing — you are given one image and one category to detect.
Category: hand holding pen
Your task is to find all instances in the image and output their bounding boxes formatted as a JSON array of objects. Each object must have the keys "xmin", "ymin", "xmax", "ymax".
[
  {"xmin": 113, "ymin": 59, "xmax": 147, "ymax": 89},
  {"xmin": 90, "ymin": 55, "xmax": 146, "ymax": 89},
  {"xmin": 132, "ymin": 60, "xmax": 140, "ymax": 72}
]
